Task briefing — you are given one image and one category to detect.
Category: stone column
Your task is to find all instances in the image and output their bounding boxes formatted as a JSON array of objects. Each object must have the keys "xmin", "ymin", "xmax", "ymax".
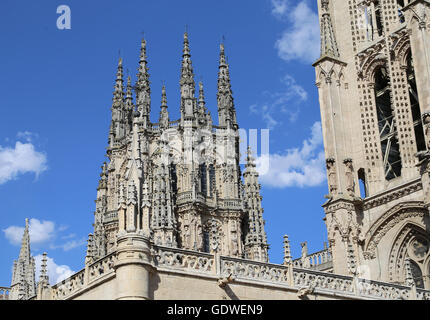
[
  {"xmin": 404, "ymin": 1, "xmax": 430, "ymax": 116},
  {"xmin": 114, "ymin": 232, "xmax": 153, "ymax": 300}
]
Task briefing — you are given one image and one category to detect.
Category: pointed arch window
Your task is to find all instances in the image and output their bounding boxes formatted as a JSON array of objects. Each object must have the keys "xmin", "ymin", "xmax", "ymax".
[
  {"xmin": 374, "ymin": 65, "xmax": 402, "ymax": 180},
  {"xmin": 406, "ymin": 50, "xmax": 426, "ymax": 152}
]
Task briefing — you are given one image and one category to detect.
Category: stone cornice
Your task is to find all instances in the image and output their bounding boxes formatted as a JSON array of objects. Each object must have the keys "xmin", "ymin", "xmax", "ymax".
[{"xmin": 362, "ymin": 179, "xmax": 422, "ymax": 210}]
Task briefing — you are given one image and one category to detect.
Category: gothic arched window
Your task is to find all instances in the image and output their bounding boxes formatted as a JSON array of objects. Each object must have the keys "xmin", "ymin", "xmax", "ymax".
[
  {"xmin": 406, "ymin": 50, "xmax": 426, "ymax": 152},
  {"xmin": 374, "ymin": 65, "xmax": 402, "ymax": 180}
]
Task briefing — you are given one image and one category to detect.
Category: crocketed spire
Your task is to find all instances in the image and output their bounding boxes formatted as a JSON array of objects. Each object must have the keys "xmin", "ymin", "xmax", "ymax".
[
  {"xmin": 135, "ymin": 37, "xmax": 151, "ymax": 126},
  {"xmin": 159, "ymin": 85, "xmax": 169, "ymax": 129},
  {"xmin": 180, "ymin": 32, "xmax": 197, "ymax": 120},
  {"xmin": 243, "ymin": 147, "xmax": 269, "ymax": 262},
  {"xmin": 319, "ymin": 0, "xmax": 339, "ymax": 59},
  {"xmin": 113, "ymin": 57, "xmax": 124, "ymax": 105},
  {"xmin": 10, "ymin": 218, "xmax": 36, "ymax": 300},
  {"xmin": 217, "ymin": 42, "xmax": 237, "ymax": 128}
]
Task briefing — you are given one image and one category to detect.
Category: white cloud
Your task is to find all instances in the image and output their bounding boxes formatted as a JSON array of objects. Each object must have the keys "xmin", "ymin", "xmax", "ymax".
[
  {"xmin": 3, "ymin": 218, "xmax": 55, "ymax": 246},
  {"xmin": 3, "ymin": 219, "xmax": 85, "ymax": 252},
  {"xmin": 0, "ymin": 138, "xmax": 47, "ymax": 185},
  {"xmin": 250, "ymin": 74, "xmax": 307, "ymax": 129},
  {"xmin": 273, "ymin": 0, "xmax": 320, "ymax": 64},
  {"xmin": 256, "ymin": 121, "xmax": 326, "ymax": 188},
  {"xmin": 34, "ymin": 254, "xmax": 75, "ymax": 285},
  {"xmin": 50, "ymin": 237, "xmax": 86, "ymax": 251},
  {"xmin": 271, "ymin": 0, "xmax": 289, "ymax": 18}
]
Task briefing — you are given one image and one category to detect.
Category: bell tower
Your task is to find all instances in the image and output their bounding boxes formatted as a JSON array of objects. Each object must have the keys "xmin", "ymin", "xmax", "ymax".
[{"xmin": 315, "ymin": 0, "xmax": 430, "ymax": 287}]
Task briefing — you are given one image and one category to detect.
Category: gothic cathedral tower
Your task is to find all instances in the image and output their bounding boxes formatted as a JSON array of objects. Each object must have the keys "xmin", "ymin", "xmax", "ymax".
[{"xmin": 314, "ymin": 0, "xmax": 430, "ymax": 288}]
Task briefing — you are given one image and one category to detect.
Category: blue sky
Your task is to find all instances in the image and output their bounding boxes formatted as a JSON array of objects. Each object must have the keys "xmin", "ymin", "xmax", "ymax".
[{"xmin": 0, "ymin": 0, "xmax": 328, "ymax": 285}]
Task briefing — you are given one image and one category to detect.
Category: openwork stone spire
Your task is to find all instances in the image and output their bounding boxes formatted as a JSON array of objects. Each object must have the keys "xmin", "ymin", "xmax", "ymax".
[
  {"xmin": 38, "ymin": 252, "xmax": 49, "ymax": 284},
  {"xmin": 243, "ymin": 147, "xmax": 269, "ymax": 262},
  {"xmin": 10, "ymin": 218, "xmax": 36, "ymax": 300},
  {"xmin": 319, "ymin": 0, "xmax": 339, "ymax": 59},
  {"xmin": 283, "ymin": 235, "xmax": 292, "ymax": 264},
  {"xmin": 217, "ymin": 42, "xmax": 237, "ymax": 129},
  {"xmin": 159, "ymin": 85, "xmax": 169, "ymax": 129},
  {"xmin": 136, "ymin": 37, "xmax": 151, "ymax": 125},
  {"xmin": 180, "ymin": 32, "xmax": 197, "ymax": 119},
  {"xmin": 113, "ymin": 57, "xmax": 124, "ymax": 104}
]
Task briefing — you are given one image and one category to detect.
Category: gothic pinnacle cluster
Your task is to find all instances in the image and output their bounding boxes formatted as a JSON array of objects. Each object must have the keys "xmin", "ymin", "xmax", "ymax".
[{"xmin": 91, "ymin": 33, "xmax": 269, "ymax": 262}]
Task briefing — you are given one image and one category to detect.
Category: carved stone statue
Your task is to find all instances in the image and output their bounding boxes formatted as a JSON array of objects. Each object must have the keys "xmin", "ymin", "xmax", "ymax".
[
  {"xmin": 326, "ymin": 158, "xmax": 337, "ymax": 194},
  {"xmin": 344, "ymin": 158, "xmax": 355, "ymax": 196}
]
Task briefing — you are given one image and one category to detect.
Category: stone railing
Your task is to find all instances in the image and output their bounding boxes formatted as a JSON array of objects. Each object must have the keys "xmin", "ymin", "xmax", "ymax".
[
  {"xmin": 51, "ymin": 252, "xmax": 116, "ymax": 300},
  {"xmin": 169, "ymin": 120, "xmax": 180, "ymax": 128},
  {"xmin": 293, "ymin": 248, "xmax": 333, "ymax": 271},
  {"xmin": 153, "ymin": 245, "xmax": 215, "ymax": 275},
  {"xmin": 104, "ymin": 210, "xmax": 118, "ymax": 223},
  {"xmin": 219, "ymin": 199, "xmax": 243, "ymax": 210},
  {"xmin": 220, "ymin": 256, "xmax": 290, "ymax": 284},
  {"xmin": 356, "ymin": 278, "xmax": 410, "ymax": 300},
  {"xmin": 293, "ymin": 268, "xmax": 354, "ymax": 295},
  {"xmin": 417, "ymin": 288, "xmax": 430, "ymax": 300},
  {"xmin": 0, "ymin": 287, "xmax": 9, "ymax": 300},
  {"xmin": 46, "ymin": 244, "xmax": 430, "ymax": 300},
  {"xmin": 176, "ymin": 191, "xmax": 193, "ymax": 204}
]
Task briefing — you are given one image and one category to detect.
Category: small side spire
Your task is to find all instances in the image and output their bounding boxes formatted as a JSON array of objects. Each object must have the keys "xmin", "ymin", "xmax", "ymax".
[
  {"xmin": 319, "ymin": 0, "xmax": 339, "ymax": 59},
  {"xmin": 243, "ymin": 147, "xmax": 269, "ymax": 262},
  {"xmin": 113, "ymin": 57, "xmax": 124, "ymax": 104},
  {"xmin": 159, "ymin": 85, "xmax": 169, "ymax": 129},
  {"xmin": 39, "ymin": 252, "xmax": 49, "ymax": 284},
  {"xmin": 283, "ymin": 235, "xmax": 292, "ymax": 265}
]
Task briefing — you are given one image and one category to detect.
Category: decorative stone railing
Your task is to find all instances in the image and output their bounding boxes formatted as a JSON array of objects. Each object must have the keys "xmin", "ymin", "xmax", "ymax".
[
  {"xmin": 355, "ymin": 278, "xmax": 410, "ymax": 300},
  {"xmin": 104, "ymin": 210, "xmax": 118, "ymax": 223},
  {"xmin": 293, "ymin": 248, "xmax": 333, "ymax": 271},
  {"xmin": 219, "ymin": 199, "xmax": 243, "ymax": 210},
  {"xmin": 293, "ymin": 268, "xmax": 354, "ymax": 294},
  {"xmin": 417, "ymin": 288, "xmax": 430, "ymax": 300},
  {"xmin": 176, "ymin": 191, "xmax": 193, "ymax": 204},
  {"xmin": 0, "ymin": 287, "xmax": 9, "ymax": 300},
  {"xmin": 51, "ymin": 252, "xmax": 116, "ymax": 300},
  {"xmin": 220, "ymin": 256, "xmax": 290, "ymax": 284},
  {"xmin": 45, "ymin": 245, "xmax": 430, "ymax": 300},
  {"xmin": 153, "ymin": 245, "xmax": 215, "ymax": 275}
]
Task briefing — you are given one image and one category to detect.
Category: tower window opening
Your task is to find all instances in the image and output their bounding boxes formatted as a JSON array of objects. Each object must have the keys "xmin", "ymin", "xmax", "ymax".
[
  {"xmin": 374, "ymin": 2, "xmax": 383, "ymax": 37},
  {"xmin": 397, "ymin": 1, "xmax": 405, "ymax": 23},
  {"xmin": 374, "ymin": 66, "xmax": 402, "ymax": 180},
  {"xmin": 358, "ymin": 168, "xmax": 368, "ymax": 198},
  {"xmin": 406, "ymin": 51, "xmax": 426, "ymax": 152}
]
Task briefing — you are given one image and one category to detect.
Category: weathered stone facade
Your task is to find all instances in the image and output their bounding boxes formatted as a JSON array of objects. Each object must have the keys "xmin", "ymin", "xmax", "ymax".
[
  {"xmin": 5, "ymin": 0, "xmax": 430, "ymax": 300},
  {"xmin": 315, "ymin": 0, "xmax": 430, "ymax": 289}
]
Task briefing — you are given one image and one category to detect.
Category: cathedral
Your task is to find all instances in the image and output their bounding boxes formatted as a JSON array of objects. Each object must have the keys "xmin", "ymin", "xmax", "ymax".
[{"xmin": 3, "ymin": 0, "xmax": 430, "ymax": 300}]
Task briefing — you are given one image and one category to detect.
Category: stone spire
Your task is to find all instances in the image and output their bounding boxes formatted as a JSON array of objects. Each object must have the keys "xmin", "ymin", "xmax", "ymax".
[
  {"xmin": 159, "ymin": 85, "xmax": 169, "ymax": 129},
  {"xmin": 243, "ymin": 147, "xmax": 269, "ymax": 262},
  {"xmin": 180, "ymin": 32, "xmax": 197, "ymax": 120},
  {"xmin": 10, "ymin": 218, "xmax": 36, "ymax": 300},
  {"xmin": 283, "ymin": 235, "xmax": 292, "ymax": 265},
  {"xmin": 135, "ymin": 37, "xmax": 151, "ymax": 127},
  {"xmin": 217, "ymin": 42, "xmax": 237, "ymax": 129},
  {"xmin": 109, "ymin": 58, "xmax": 127, "ymax": 147},
  {"xmin": 85, "ymin": 233, "xmax": 95, "ymax": 265},
  {"xmin": 319, "ymin": 0, "xmax": 339, "ymax": 59},
  {"xmin": 151, "ymin": 140, "xmax": 177, "ymax": 247},
  {"xmin": 38, "ymin": 252, "xmax": 49, "ymax": 284},
  {"xmin": 113, "ymin": 57, "xmax": 124, "ymax": 104},
  {"xmin": 197, "ymin": 81, "xmax": 208, "ymax": 126}
]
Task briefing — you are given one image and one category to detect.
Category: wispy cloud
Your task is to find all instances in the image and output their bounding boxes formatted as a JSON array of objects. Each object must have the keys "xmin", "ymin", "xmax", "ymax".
[
  {"xmin": 250, "ymin": 74, "xmax": 308, "ymax": 129},
  {"xmin": 256, "ymin": 121, "xmax": 326, "ymax": 188},
  {"xmin": 3, "ymin": 219, "xmax": 86, "ymax": 252},
  {"xmin": 272, "ymin": 0, "xmax": 320, "ymax": 64},
  {"xmin": 0, "ymin": 133, "xmax": 47, "ymax": 185},
  {"xmin": 3, "ymin": 219, "xmax": 55, "ymax": 246},
  {"xmin": 34, "ymin": 254, "xmax": 75, "ymax": 285}
]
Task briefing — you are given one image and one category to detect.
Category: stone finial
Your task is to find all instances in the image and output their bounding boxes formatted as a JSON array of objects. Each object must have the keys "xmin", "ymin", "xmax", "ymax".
[
  {"xmin": 39, "ymin": 252, "xmax": 49, "ymax": 284},
  {"xmin": 319, "ymin": 1, "xmax": 340, "ymax": 59},
  {"xmin": 283, "ymin": 235, "xmax": 292, "ymax": 264}
]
